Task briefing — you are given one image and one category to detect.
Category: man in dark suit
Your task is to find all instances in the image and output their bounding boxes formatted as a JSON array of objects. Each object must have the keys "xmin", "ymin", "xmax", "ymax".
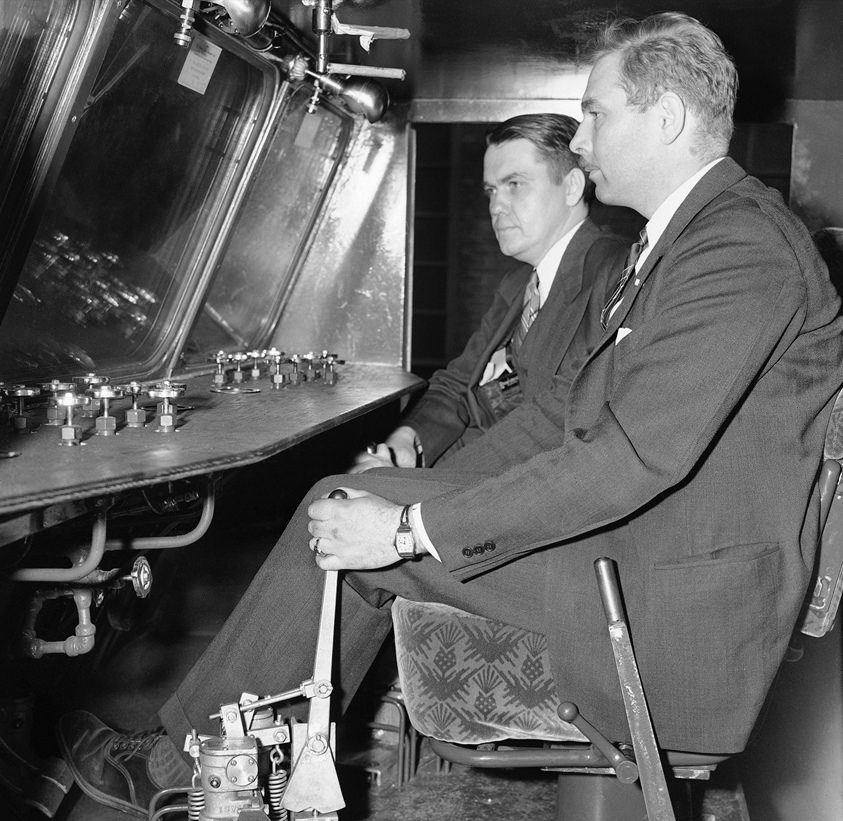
[
  {"xmin": 59, "ymin": 12, "xmax": 843, "ymax": 815},
  {"xmin": 355, "ymin": 114, "xmax": 626, "ymax": 471}
]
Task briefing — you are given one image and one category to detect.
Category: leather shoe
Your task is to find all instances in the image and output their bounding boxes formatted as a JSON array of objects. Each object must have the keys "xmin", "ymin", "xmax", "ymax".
[{"xmin": 56, "ymin": 710, "xmax": 190, "ymax": 817}]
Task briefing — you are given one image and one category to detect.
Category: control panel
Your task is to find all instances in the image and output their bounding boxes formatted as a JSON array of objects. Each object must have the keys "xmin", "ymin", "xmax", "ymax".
[{"xmin": 0, "ymin": 353, "xmax": 422, "ymax": 518}]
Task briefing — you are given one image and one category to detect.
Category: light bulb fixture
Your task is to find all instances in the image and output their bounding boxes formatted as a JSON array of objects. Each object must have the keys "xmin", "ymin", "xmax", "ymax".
[
  {"xmin": 174, "ymin": 0, "xmax": 271, "ymax": 47},
  {"xmin": 313, "ymin": 73, "xmax": 389, "ymax": 124}
]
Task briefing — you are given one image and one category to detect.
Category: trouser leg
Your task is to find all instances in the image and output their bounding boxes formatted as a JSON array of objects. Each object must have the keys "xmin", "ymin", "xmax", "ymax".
[
  {"xmin": 158, "ymin": 476, "xmax": 392, "ymax": 744},
  {"xmin": 159, "ymin": 469, "xmax": 551, "ymax": 747}
]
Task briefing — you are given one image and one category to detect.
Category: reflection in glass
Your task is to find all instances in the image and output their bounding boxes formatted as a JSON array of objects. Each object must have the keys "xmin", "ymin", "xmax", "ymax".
[
  {"xmin": 0, "ymin": 0, "xmax": 268, "ymax": 381},
  {"xmin": 0, "ymin": 0, "xmax": 76, "ymax": 215},
  {"xmin": 184, "ymin": 89, "xmax": 351, "ymax": 360}
]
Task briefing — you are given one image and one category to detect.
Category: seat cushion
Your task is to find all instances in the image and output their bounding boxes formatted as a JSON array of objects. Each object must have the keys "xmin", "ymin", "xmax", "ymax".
[{"xmin": 392, "ymin": 597, "xmax": 585, "ymax": 745}]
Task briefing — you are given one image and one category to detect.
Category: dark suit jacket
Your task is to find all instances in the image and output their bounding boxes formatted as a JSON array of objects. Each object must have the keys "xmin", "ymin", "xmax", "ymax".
[
  {"xmin": 403, "ymin": 218, "xmax": 627, "ymax": 464},
  {"xmin": 358, "ymin": 159, "xmax": 843, "ymax": 753}
]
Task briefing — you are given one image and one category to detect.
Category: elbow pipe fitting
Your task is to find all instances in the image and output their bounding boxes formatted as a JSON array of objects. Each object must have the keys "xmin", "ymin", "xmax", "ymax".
[
  {"xmin": 10, "ymin": 482, "xmax": 215, "ymax": 584},
  {"xmin": 11, "ymin": 513, "xmax": 107, "ymax": 584}
]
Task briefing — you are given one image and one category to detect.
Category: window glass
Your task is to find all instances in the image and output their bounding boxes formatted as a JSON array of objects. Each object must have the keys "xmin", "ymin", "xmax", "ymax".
[
  {"xmin": 0, "ymin": 0, "xmax": 270, "ymax": 381},
  {"xmin": 0, "ymin": 0, "xmax": 76, "ymax": 214},
  {"xmin": 183, "ymin": 89, "xmax": 351, "ymax": 361}
]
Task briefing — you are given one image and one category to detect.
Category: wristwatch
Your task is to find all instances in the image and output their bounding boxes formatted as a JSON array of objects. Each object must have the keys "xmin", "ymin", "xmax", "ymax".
[{"xmin": 394, "ymin": 504, "xmax": 417, "ymax": 559}]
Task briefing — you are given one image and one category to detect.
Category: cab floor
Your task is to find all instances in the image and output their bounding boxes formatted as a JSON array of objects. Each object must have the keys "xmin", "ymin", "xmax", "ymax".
[{"xmin": 3, "ymin": 505, "xmax": 748, "ymax": 821}]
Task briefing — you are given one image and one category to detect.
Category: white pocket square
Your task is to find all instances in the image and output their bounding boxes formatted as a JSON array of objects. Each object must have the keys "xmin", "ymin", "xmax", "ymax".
[{"xmin": 615, "ymin": 327, "xmax": 632, "ymax": 344}]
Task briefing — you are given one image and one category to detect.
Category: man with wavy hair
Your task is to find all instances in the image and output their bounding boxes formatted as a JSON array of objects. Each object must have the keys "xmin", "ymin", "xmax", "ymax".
[
  {"xmin": 354, "ymin": 113, "xmax": 626, "ymax": 471},
  {"xmin": 59, "ymin": 13, "xmax": 843, "ymax": 816}
]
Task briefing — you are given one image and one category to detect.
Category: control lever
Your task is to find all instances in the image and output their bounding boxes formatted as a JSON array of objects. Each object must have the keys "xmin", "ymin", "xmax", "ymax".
[
  {"xmin": 281, "ymin": 488, "xmax": 347, "ymax": 817},
  {"xmin": 555, "ymin": 702, "xmax": 639, "ymax": 784},
  {"xmin": 594, "ymin": 558, "xmax": 676, "ymax": 821},
  {"xmin": 197, "ymin": 489, "xmax": 349, "ymax": 819}
]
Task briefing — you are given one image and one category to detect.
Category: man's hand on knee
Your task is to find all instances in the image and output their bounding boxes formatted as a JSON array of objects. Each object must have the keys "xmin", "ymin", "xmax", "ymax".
[
  {"xmin": 348, "ymin": 426, "xmax": 423, "ymax": 474},
  {"xmin": 307, "ymin": 488, "xmax": 425, "ymax": 569}
]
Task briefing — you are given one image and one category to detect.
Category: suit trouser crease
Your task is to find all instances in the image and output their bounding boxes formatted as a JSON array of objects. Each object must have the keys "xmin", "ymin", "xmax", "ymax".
[{"xmin": 158, "ymin": 470, "xmax": 553, "ymax": 750}]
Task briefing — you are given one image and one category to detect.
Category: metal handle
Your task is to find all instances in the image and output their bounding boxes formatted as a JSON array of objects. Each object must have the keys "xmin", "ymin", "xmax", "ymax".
[{"xmin": 594, "ymin": 557, "xmax": 624, "ymax": 625}]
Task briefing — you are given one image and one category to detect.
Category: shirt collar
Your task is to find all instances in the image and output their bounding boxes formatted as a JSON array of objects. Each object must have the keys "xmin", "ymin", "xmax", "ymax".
[
  {"xmin": 534, "ymin": 218, "xmax": 586, "ymax": 305},
  {"xmin": 637, "ymin": 158, "xmax": 723, "ymax": 271}
]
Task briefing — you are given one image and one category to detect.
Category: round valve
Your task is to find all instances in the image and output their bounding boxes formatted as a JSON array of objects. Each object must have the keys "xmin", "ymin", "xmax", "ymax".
[
  {"xmin": 56, "ymin": 390, "xmax": 85, "ymax": 446},
  {"xmin": 41, "ymin": 380, "xmax": 74, "ymax": 426},
  {"xmin": 57, "ymin": 390, "xmax": 83, "ymax": 408},
  {"xmin": 231, "ymin": 352, "xmax": 247, "ymax": 384},
  {"xmin": 42, "ymin": 380, "xmax": 73, "ymax": 391},
  {"xmin": 7, "ymin": 385, "xmax": 40, "ymax": 400},
  {"xmin": 122, "ymin": 381, "xmax": 145, "ymax": 400},
  {"xmin": 302, "ymin": 352, "xmax": 316, "ymax": 379},
  {"xmin": 288, "ymin": 354, "xmax": 303, "ymax": 385},
  {"xmin": 266, "ymin": 348, "xmax": 286, "ymax": 389},
  {"xmin": 147, "ymin": 382, "xmax": 186, "ymax": 433},
  {"xmin": 93, "ymin": 385, "xmax": 124, "ymax": 436},
  {"xmin": 92, "ymin": 385, "xmax": 123, "ymax": 401},
  {"xmin": 73, "ymin": 373, "xmax": 110, "ymax": 388},
  {"xmin": 210, "ymin": 350, "xmax": 229, "ymax": 387},
  {"xmin": 74, "ymin": 373, "xmax": 109, "ymax": 418},
  {"xmin": 209, "ymin": 354, "xmax": 261, "ymax": 394},
  {"xmin": 124, "ymin": 555, "xmax": 152, "ymax": 599},
  {"xmin": 247, "ymin": 349, "xmax": 263, "ymax": 381},
  {"xmin": 146, "ymin": 382, "xmax": 186, "ymax": 401},
  {"xmin": 120, "ymin": 382, "xmax": 147, "ymax": 428},
  {"xmin": 321, "ymin": 353, "xmax": 344, "ymax": 386},
  {"xmin": 6, "ymin": 385, "xmax": 41, "ymax": 434}
]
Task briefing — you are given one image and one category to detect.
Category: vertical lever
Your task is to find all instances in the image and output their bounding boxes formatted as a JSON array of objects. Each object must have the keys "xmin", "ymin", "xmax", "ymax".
[
  {"xmin": 281, "ymin": 488, "xmax": 347, "ymax": 817},
  {"xmin": 594, "ymin": 558, "xmax": 676, "ymax": 821},
  {"xmin": 308, "ymin": 488, "xmax": 347, "ymax": 739}
]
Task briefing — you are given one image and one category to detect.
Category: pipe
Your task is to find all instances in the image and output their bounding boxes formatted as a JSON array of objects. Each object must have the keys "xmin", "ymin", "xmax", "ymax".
[
  {"xmin": 20, "ymin": 589, "xmax": 96, "ymax": 658},
  {"xmin": 10, "ymin": 485, "xmax": 215, "ymax": 583},
  {"xmin": 104, "ymin": 487, "xmax": 215, "ymax": 551},
  {"xmin": 11, "ymin": 513, "xmax": 107, "ymax": 583}
]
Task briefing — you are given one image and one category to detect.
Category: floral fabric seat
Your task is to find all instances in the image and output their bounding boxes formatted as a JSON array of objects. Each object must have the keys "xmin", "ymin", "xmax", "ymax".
[{"xmin": 392, "ymin": 597, "xmax": 585, "ymax": 745}]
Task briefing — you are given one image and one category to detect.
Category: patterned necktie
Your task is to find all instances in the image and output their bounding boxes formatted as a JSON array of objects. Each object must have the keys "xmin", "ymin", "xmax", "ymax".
[
  {"xmin": 508, "ymin": 268, "xmax": 541, "ymax": 365},
  {"xmin": 600, "ymin": 228, "xmax": 649, "ymax": 329}
]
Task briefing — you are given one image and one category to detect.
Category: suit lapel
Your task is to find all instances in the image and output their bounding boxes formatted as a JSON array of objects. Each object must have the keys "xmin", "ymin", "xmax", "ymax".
[
  {"xmin": 603, "ymin": 158, "xmax": 748, "ymax": 337},
  {"xmin": 465, "ymin": 263, "xmax": 531, "ymax": 426},
  {"xmin": 468, "ymin": 264, "xmax": 531, "ymax": 389},
  {"xmin": 521, "ymin": 220, "xmax": 598, "ymax": 392}
]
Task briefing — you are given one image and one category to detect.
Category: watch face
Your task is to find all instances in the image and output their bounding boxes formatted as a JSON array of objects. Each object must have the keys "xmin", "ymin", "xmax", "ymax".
[{"xmin": 395, "ymin": 530, "xmax": 415, "ymax": 557}]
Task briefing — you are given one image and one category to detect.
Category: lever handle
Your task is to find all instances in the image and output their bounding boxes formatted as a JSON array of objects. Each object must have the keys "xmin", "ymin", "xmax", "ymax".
[
  {"xmin": 594, "ymin": 556, "xmax": 624, "ymax": 625},
  {"xmin": 557, "ymin": 702, "xmax": 639, "ymax": 784}
]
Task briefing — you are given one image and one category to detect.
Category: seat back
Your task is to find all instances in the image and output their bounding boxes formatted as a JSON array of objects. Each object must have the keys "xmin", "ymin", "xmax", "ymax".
[{"xmin": 800, "ymin": 385, "xmax": 843, "ymax": 637}]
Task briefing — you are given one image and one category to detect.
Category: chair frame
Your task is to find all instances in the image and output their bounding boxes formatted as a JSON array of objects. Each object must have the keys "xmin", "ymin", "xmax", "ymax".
[{"xmin": 417, "ymin": 386, "xmax": 843, "ymax": 821}]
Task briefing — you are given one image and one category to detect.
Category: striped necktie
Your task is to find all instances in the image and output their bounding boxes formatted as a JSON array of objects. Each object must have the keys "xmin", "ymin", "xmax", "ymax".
[
  {"xmin": 507, "ymin": 268, "xmax": 541, "ymax": 365},
  {"xmin": 601, "ymin": 228, "xmax": 648, "ymax": 329}
]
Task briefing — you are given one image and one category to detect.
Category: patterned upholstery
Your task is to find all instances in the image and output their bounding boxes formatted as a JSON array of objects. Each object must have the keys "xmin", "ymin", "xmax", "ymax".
[{"xmin": 392, "ymin": 597, "xmax": 585, "ymax": 745}]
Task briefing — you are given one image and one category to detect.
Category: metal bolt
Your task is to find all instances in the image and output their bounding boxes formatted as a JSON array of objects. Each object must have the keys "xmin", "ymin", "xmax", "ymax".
[{"xmin": 308, "ymin": 734, "xmax": 328, "ymax": 754}]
